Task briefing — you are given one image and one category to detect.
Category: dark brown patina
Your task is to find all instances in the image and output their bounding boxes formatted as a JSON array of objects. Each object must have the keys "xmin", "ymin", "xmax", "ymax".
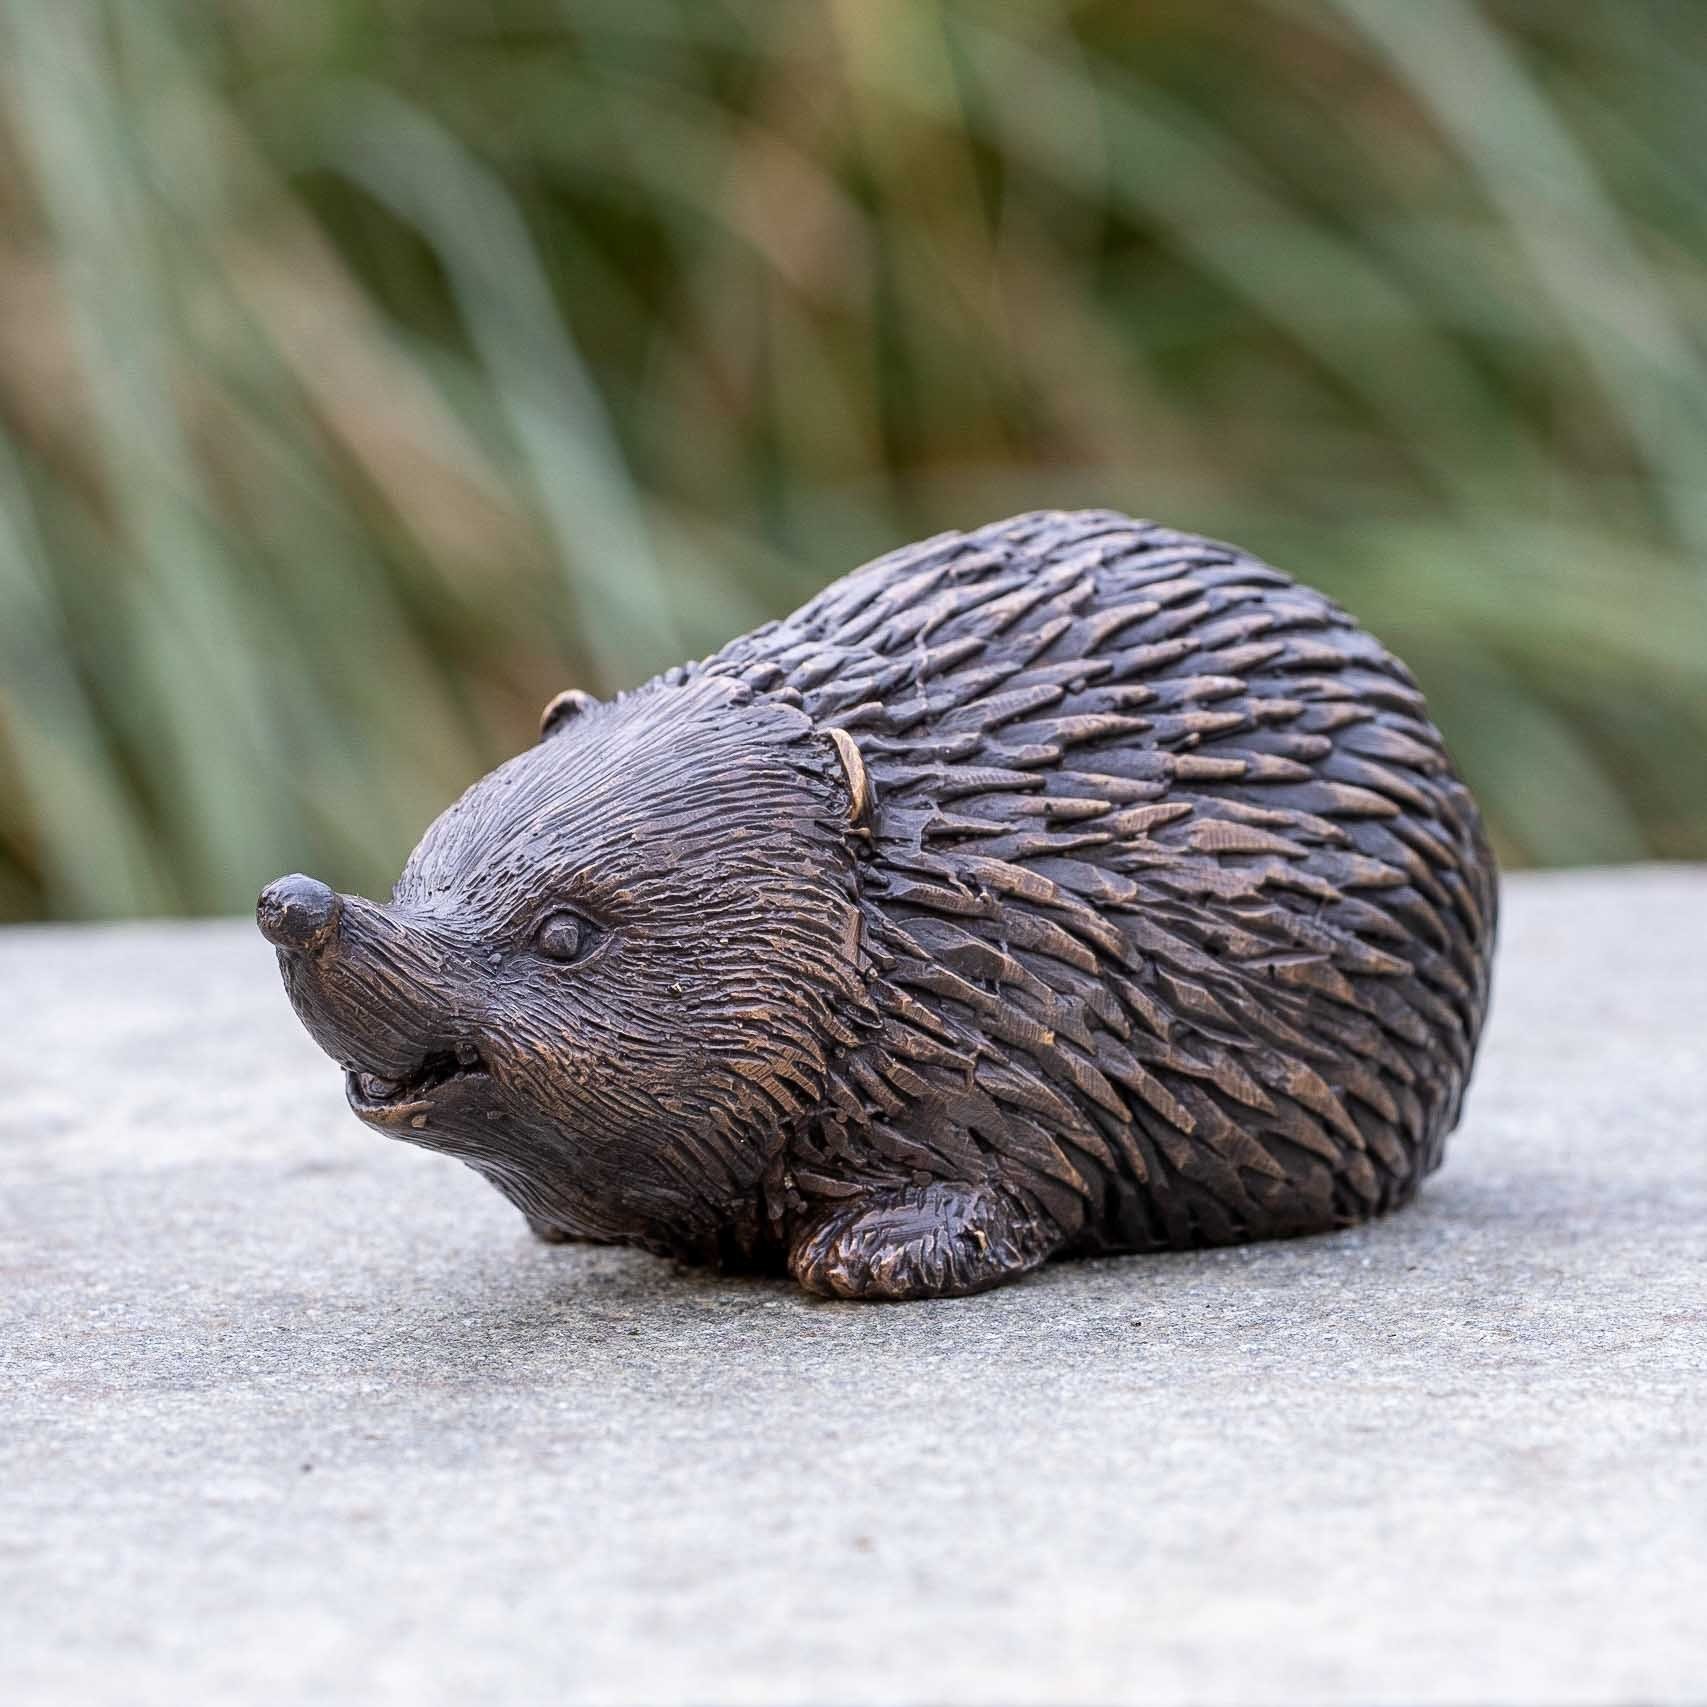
[{"xmin": 260, "ymin": 511, "xmax": 1497, "ymax": 1299}]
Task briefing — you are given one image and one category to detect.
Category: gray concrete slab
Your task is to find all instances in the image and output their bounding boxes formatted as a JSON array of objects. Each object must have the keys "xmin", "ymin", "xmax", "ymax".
[{"xmin": 1, "ymin": 866, "xmax": 1704, "ymax": 1706}]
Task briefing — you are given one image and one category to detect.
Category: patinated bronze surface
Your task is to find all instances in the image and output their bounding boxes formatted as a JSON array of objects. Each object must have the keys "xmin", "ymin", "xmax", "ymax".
[{"xmin": 259, "ymin": 510, "xmax": 1497, "ymax": 1300}]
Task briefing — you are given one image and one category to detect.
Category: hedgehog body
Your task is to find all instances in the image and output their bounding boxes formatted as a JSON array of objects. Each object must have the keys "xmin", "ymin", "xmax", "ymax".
[{"xmin": 261, "ymin": 511, "xmax": 1496, "ymax": 1299}]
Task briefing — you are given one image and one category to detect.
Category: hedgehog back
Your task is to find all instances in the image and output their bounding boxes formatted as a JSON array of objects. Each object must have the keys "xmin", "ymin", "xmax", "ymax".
[{"xmin": 706, "ymin": 511, "xmax": 1497, "ymax": 1254}]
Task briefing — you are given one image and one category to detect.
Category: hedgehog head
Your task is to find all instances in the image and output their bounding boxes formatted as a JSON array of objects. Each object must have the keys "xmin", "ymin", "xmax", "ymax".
[{"xmin": 258, "ymin": 673, "xmax": 872, "ymax": 1254}]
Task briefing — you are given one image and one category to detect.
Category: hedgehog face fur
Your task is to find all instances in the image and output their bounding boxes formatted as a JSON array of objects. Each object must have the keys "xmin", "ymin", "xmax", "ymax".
[
  {"xmin": 261, "ymin": 510, "xmax": 1497, "ymax": 1300},
  {"xmin": 265, "ymin": 672, "xmax": 868, "ymax": 1259}
]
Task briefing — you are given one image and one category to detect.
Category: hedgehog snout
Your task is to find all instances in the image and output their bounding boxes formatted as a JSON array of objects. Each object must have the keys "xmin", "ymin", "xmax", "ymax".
[
  {"xmin": 257, "ymin": 873, "xmax": 340, "ymax": 953},
  {"xmin": 260, "ymin": 881, "xmax": 479, "ymax": 1089}
]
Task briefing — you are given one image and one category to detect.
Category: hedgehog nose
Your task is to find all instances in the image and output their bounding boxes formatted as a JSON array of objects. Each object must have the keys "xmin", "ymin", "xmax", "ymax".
[{"xmin": 257, "ymin": 874, "xmax": 341, "ymax": 953}]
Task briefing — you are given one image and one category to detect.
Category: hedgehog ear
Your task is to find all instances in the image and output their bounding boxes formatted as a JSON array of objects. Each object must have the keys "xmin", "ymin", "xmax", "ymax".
[
  {"xmin": 539, "ymin": 688, "xmax": 599, "ymax": 741},
  {"xmin": 825, "ymin": 726, "xmax": 875, "ymax": 840}
]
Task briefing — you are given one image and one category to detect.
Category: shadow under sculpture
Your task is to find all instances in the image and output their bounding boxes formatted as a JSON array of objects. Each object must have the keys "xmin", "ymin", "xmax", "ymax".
[{"xmin": 259, "ymin": 510, "xmax": 1497, "ymax": 1300}]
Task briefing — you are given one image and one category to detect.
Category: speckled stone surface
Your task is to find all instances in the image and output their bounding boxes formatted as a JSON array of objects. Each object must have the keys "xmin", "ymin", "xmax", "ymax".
[{"xmin": 2, "ymin": 867, "xmax": 1703, "ymax": 1706}]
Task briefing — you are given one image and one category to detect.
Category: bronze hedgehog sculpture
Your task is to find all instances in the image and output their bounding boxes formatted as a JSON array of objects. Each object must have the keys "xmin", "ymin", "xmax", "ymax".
[{"xmin": 259, "ymin": 510, "xmax": 1496, "ymax": 1300}]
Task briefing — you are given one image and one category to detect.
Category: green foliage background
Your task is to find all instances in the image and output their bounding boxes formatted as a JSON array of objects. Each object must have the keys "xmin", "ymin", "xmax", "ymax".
[{"xmin": 2, "ymin": 0, "xmax": 1704, "ymax": 921}]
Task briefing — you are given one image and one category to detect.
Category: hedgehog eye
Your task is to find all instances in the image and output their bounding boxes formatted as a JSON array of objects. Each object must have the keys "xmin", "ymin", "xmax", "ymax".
[{"xmin": 534, "ymin": 910, "xmax": 593, "ymax": 963}]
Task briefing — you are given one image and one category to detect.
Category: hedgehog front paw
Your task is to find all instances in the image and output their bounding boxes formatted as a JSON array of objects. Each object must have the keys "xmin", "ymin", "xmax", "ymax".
[{"xmin": 788, "ymin": 1183, "xmax": 1055, "ymax": 1301}]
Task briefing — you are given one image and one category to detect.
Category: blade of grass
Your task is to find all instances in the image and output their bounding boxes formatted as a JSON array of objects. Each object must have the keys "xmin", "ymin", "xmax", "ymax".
[
  {"xmin": 0, "ymin": 438, "xmax": 169, "ymax": 915},
  {"xmin": 1320, "ymin": 0, "xmax": 1707, "ymax": 558},
  {"xmin": 290, "ymin": 80, "xmax": 689, "ymax": 690}
]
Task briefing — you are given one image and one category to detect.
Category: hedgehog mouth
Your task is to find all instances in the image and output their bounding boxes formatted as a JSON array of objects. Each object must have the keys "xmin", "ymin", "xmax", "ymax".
[{"xmin": 345, "ymin": 1048, "xmax": 491, "ymax": 1125}]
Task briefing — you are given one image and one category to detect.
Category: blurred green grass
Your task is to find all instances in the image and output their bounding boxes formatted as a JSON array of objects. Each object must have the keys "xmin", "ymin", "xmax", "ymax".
[{"xmin": 1, "ymin": 0, "xmax": 1704, "ymax": 921}]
